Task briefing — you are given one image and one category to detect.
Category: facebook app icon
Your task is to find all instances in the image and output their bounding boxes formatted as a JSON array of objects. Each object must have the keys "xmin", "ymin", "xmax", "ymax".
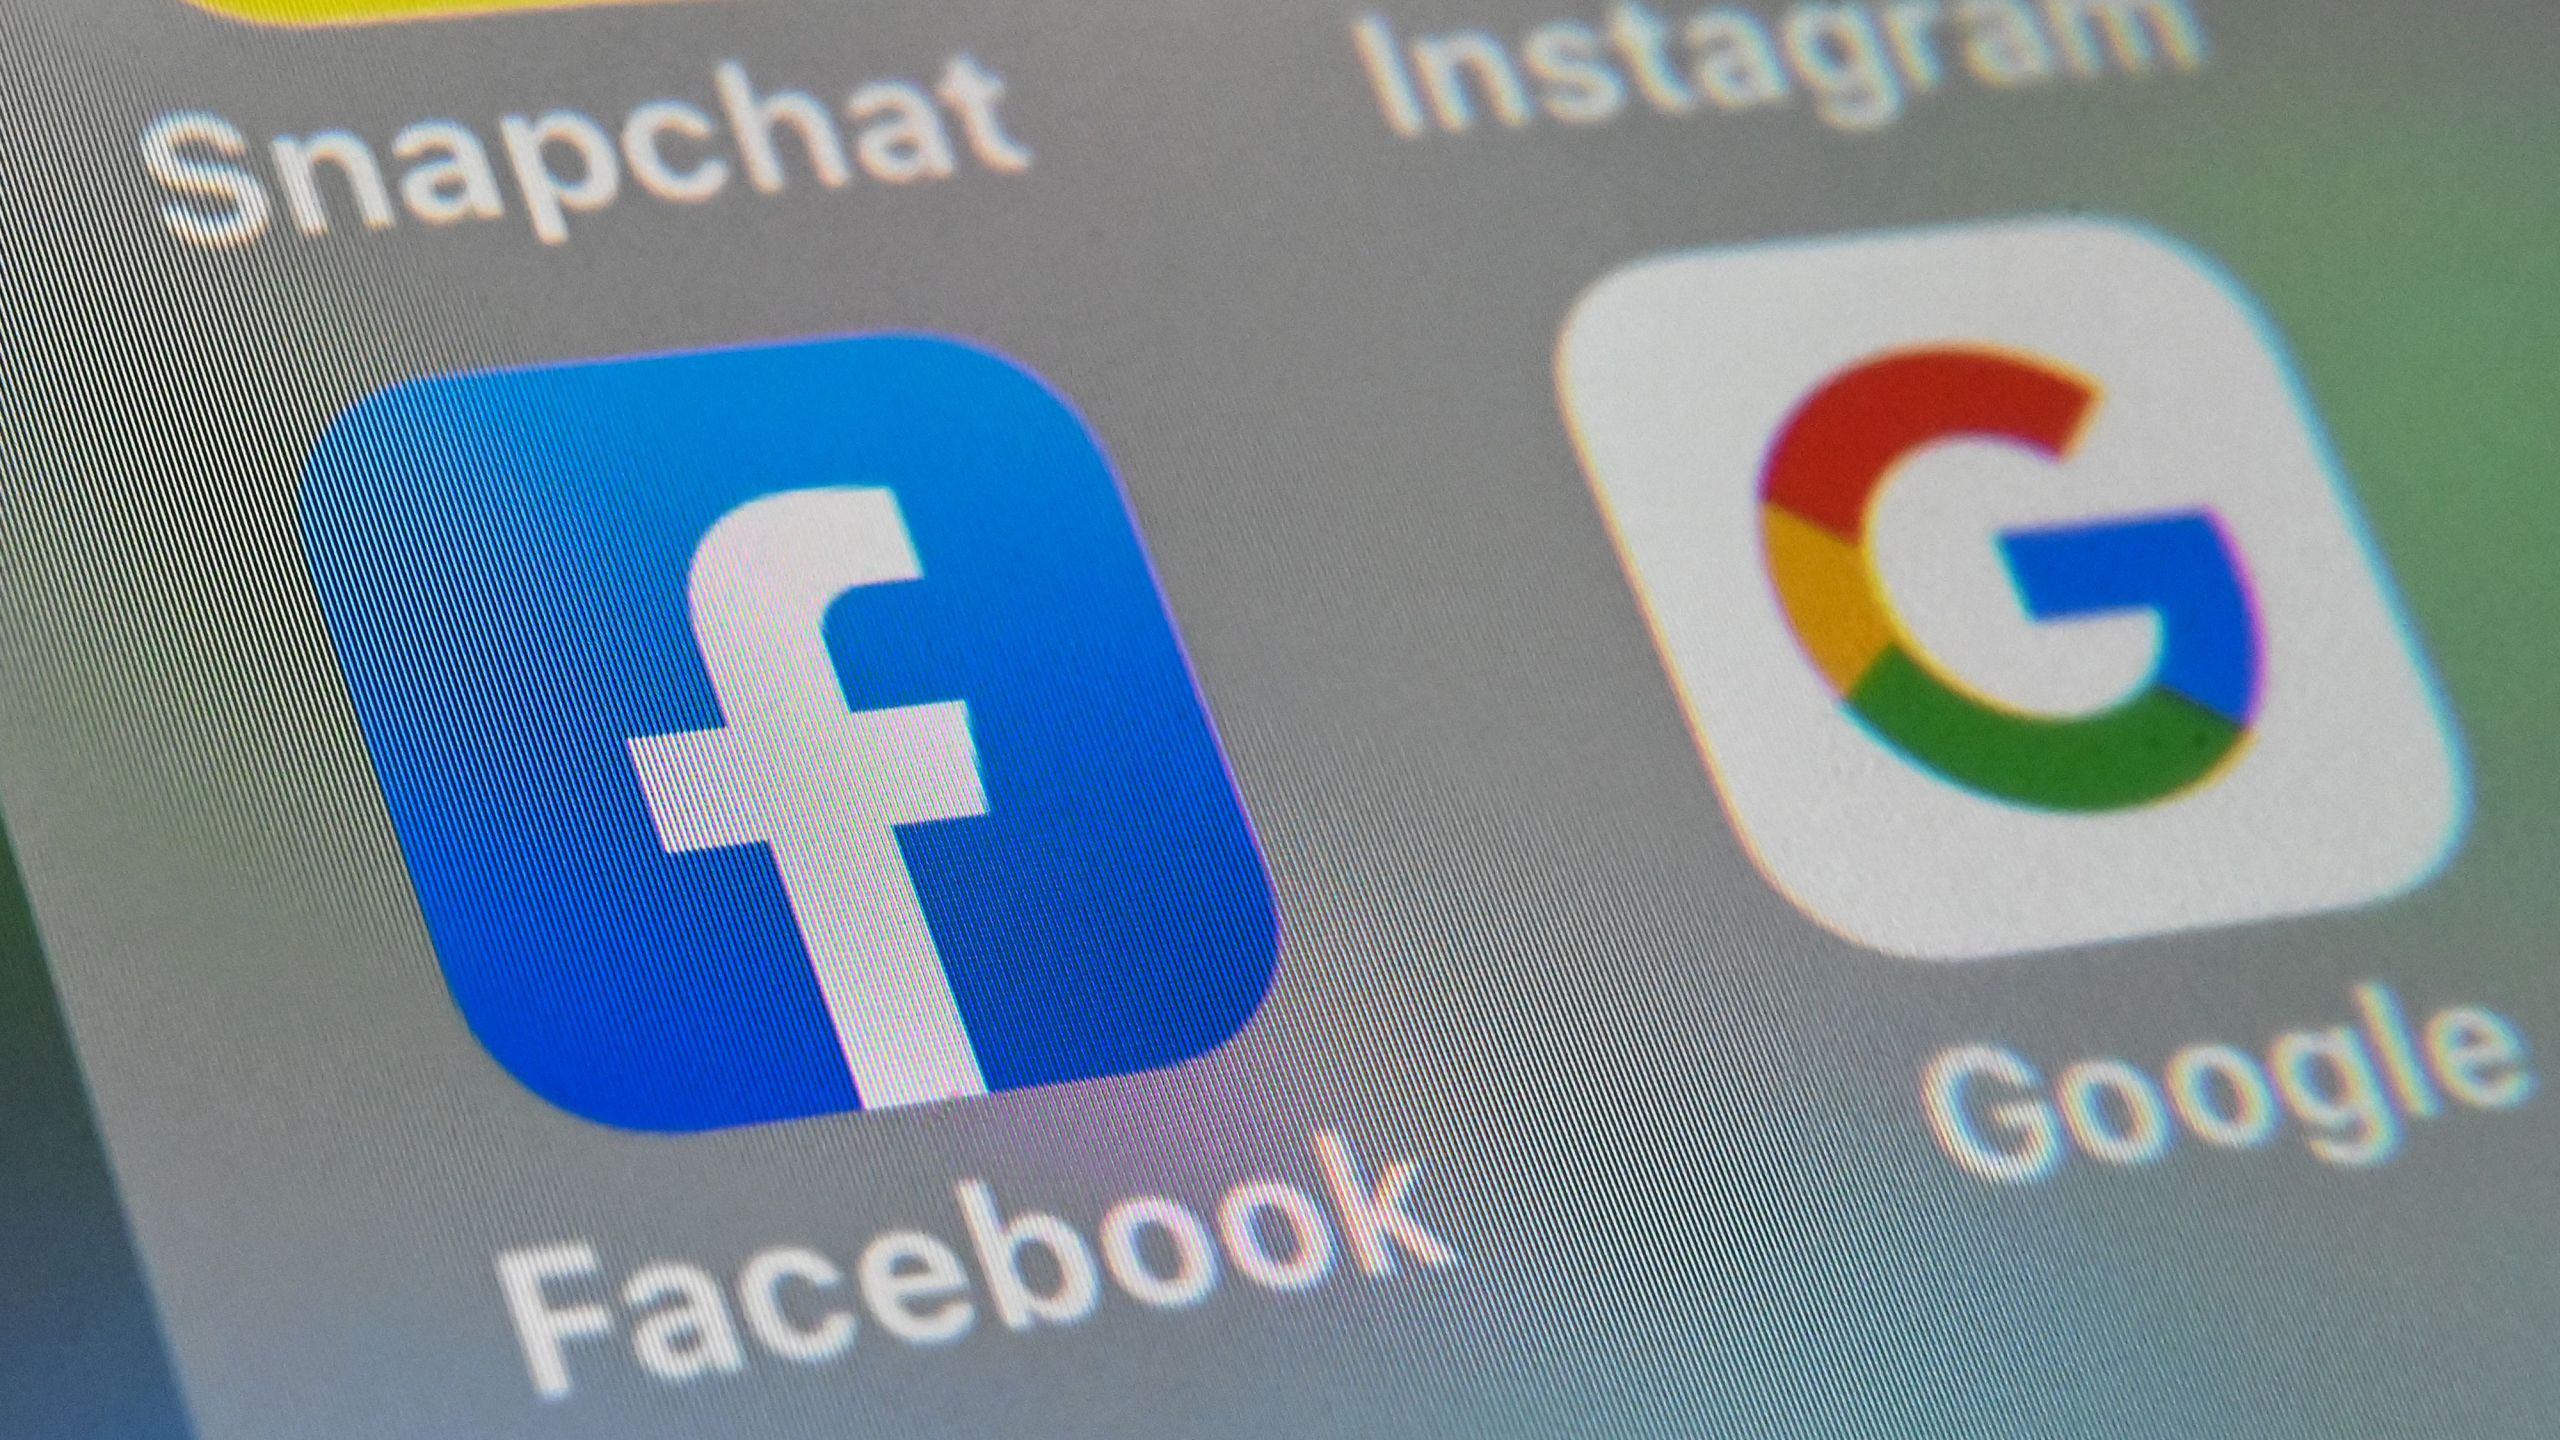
[{"xmin": 300, "ymin": 336, "xmax": 1278, "ymax": 1132}]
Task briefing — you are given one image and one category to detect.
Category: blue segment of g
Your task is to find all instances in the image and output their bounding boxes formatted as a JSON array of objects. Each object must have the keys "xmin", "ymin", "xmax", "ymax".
[{"xmin": 1996, "ymin": 510, "xmax": 2262, "ymax": 725}]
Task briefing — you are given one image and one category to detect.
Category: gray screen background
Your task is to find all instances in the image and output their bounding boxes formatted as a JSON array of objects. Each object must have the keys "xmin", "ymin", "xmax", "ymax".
[{"xmin": 0, "ymin": 0, "xmax": 2554, "ymax": 1435}]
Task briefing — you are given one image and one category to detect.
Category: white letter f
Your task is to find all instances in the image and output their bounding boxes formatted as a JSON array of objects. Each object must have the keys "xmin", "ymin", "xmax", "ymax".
[{"xmin": 628, "ymin": 487, "xmax": 990, "ymax": 1109}]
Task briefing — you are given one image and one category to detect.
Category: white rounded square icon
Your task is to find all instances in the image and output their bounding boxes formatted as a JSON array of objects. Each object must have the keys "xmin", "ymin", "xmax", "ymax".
[{"xmin": 1557, "ymin": 217, "xmax": 2465, "ymax": 960}]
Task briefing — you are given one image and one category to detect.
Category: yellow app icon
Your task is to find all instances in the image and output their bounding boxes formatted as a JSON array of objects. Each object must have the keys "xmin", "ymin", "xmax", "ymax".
[{"xmin": 188, "ymin": 0, "xmax": 672, "ymax": 24}]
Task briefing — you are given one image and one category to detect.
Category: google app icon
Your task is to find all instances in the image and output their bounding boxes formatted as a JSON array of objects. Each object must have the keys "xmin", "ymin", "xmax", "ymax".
[{"xmin": 1558, "ymin": 218, "xmax": 2464, "ymax": 960}]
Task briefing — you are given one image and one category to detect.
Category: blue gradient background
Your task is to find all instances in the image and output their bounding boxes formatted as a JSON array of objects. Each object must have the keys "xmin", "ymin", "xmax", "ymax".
[{"xmin": 298, "ymin": 336, "xmax": 1278, "ymax": 1131}]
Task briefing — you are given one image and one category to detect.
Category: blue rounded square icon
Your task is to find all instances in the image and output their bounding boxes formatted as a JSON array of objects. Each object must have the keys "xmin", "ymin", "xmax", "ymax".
[{"xmin": 301, "ymin": 336, "xmax": 1278, "ymax": 1132}]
